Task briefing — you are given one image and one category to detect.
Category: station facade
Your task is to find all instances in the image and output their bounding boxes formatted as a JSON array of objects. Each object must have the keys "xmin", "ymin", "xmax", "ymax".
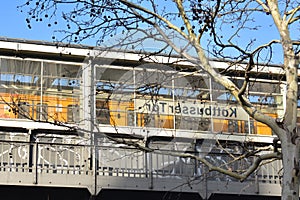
[
  {"xmin": 0, "ymin": 38, "xmax": 286, "ymax": 136},
  {"xmin": 0, "ymin": 37, "xmax": 293, "ymax": 199}
]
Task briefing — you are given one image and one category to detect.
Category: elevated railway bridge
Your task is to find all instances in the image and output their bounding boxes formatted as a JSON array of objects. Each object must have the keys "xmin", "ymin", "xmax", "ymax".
[
  {"xmin": 0, "ymin": 37, "xmax": 293, "ymax": 199},
  {"xmin": 0, "ymin": 119, "xmax": 283, "ymax": 200}
]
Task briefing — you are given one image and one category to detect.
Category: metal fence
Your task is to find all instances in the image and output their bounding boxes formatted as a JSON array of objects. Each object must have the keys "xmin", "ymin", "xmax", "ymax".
[{"xmin": 0, "ymin": 140, "xmax": 282, "ymax": 184}]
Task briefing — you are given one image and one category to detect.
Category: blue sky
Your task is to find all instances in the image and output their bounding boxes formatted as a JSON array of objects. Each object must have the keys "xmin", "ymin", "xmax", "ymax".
[
  {"xmin": 0, "ymin": 1, "xmax": 55, "ymax": 42},
  {"xmin": 0, "ymin": 1, "xmax": 285, "ymax": 64},
  {"xmin": 0, "ymin": 1, "xmax": 279, "ymax": 44}
]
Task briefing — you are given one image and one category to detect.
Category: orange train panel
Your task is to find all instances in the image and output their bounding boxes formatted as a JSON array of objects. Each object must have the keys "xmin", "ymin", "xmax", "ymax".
[
  {"xmin": 0, "ymin": 93, "xmax": 79, "ymax": 123},
  {"xmin": 0, "ymin": 93, "xmax": 278, "ymax": 136},
  {"xmin": 108, "ymin": 101, "xmax": 134, "ymax": 127},
  {"xmin": 255, "ymin": 113, "xmax": 277, "ymax": 135}
]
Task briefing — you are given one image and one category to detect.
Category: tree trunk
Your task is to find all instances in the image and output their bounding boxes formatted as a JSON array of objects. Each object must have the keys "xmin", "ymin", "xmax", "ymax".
[{"xmin": 281, "ymin": 135, "xmax": 300, "ymax": 200}]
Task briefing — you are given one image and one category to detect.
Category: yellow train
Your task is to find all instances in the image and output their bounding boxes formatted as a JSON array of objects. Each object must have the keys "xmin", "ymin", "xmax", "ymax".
[
  {"xmin": 0, "ymin": 92, "xmax": 276, "ymax": 136},
  {"xmin": 96, "ymin": 96, "xmax": 276, "ymax": 136},
  {"xmin": 0, "ymin": 92, "xmax": 79, "ymax": 123}
]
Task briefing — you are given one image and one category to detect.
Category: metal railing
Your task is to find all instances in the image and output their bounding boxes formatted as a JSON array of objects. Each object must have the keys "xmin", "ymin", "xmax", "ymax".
[{"xmin": 0, "ymin": 140, "xmax": 282, "ymax": 186}]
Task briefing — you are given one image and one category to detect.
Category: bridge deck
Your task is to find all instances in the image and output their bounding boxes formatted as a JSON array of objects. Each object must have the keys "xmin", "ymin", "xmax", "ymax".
[{"xmin": 0, "ymin": 139, "xmax": 282, "ymax": 198}]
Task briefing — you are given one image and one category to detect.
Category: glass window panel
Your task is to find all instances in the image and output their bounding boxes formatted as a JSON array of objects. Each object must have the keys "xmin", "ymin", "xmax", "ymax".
[
  {"xmin": 175, "ymin": 116, "xmax": 210, "ymax": 131},
  {"xmin": 17, "ymin": 101, "xmax": 30, "ymax": 119},
  {"xmin": 36, "ymin": 103, "xmax": 48, "ymax": 121},
  {"xmin": 248, "ymin": 81, "xmax": 281, "ymax": 94},
  {"xmin": 0, "ymin": 58, "xmax": 41, "ymax": 120},
  {"xmin": 67, "ymin": 104, "xmax": 80, "ymax": 123},
  {"xmin": 42, "ymin": 62, "xmax": 81, "ymax": 123},
  {"xmin": 96, "ymin": 66, "xmax": 134, "ymax": 127},
  {"xmin": 211, "ymin": 80, "xmax": 231, "ymax": 103},
  {"xmin": 96, "ymin": 101, "xmax": 110, "ymax": 124}
]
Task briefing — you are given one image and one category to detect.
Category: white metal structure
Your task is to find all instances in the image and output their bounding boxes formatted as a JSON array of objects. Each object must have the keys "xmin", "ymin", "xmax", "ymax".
[{"xmin": 0, "ymin": 37, "xmax": 290, "ymax": 199}]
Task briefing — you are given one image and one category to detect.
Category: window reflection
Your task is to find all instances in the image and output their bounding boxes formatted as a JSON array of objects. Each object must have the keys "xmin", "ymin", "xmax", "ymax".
[
  {"xmin": 95, "ymin": 65, "xmax": 283, "ymax": 136},
  {"xmin": 0, "ymin": 58, "xmax": 81, "ymax": 123},
  {"xmin": 0, "ymin": 56, "xmax": 285, "ymax": 136}
]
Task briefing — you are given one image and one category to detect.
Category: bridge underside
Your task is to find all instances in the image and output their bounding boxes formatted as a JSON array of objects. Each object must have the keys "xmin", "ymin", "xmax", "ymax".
[
  {"xmin": 0, "ymin": 185, "xmax": 90, "ymax": 200},
  {"xmin": 0, "ymin": 185, "xmax": 281, "ymax": 200},
  {"xmin": 97, "ymin": 190, "xmax": 281, "ymax": 200}
]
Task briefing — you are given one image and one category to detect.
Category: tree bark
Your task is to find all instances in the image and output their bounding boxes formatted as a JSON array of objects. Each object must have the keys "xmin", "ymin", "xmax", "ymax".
[{"xmin": 281, "ymin": 135, "xmax": 300, "ymax": 200}]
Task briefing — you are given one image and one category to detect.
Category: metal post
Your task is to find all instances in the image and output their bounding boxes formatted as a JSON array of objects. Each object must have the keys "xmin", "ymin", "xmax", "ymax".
[
  {"xmin": 149, "ymin": 152, "xmax": 153, "ymax": 189},
  {"xmin": 133, "ymin": 68, "xmax": 137, "ymax": 127},
  {"xmin": 209, "ymin": 77, "xmax": 214, "ymax": 132},
  {"xmin": 28, "ymin": 129, "xmax": 34, "ymax": 173},
  {"xmin": 40, "ymin": 61, "xmax": 44, "ymax": 120},
  {"xmin": 172, "ymin": 76, "xmax": 176, "ymax": 129},
  {"xmin": 82, "ymin": 58, "xmax": 97, "ymax": 195},
  {"xmin": 34, "ymin": 142, "xmax": 38, "ymax": 184}
]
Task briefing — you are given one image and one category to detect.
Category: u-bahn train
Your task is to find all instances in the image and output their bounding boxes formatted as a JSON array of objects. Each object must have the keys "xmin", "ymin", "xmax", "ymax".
[{"xmin": 0, "ymin": 91, "xmax": 276, "ymax": 136}]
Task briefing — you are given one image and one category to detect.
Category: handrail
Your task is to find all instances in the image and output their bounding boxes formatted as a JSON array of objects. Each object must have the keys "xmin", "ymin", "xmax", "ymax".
[{"xmin": 0, "ymin": 140, "xmax": 282, "ymax": 184}]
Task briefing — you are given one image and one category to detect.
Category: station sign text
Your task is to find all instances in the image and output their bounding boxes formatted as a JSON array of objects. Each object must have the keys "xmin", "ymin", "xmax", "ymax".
[{"xmin": 136, "ymin": 100, "xmax": 248, "ymax": 120}]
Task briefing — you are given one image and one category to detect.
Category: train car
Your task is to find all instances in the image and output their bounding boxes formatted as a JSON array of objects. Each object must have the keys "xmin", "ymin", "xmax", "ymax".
[
  {"xmin": 95, "ymin": 94, "xmax": 277, "ymax": 136},
  {"xmin": 0, "ymin": 88, "xmax": 277, "ymax": 136}
]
